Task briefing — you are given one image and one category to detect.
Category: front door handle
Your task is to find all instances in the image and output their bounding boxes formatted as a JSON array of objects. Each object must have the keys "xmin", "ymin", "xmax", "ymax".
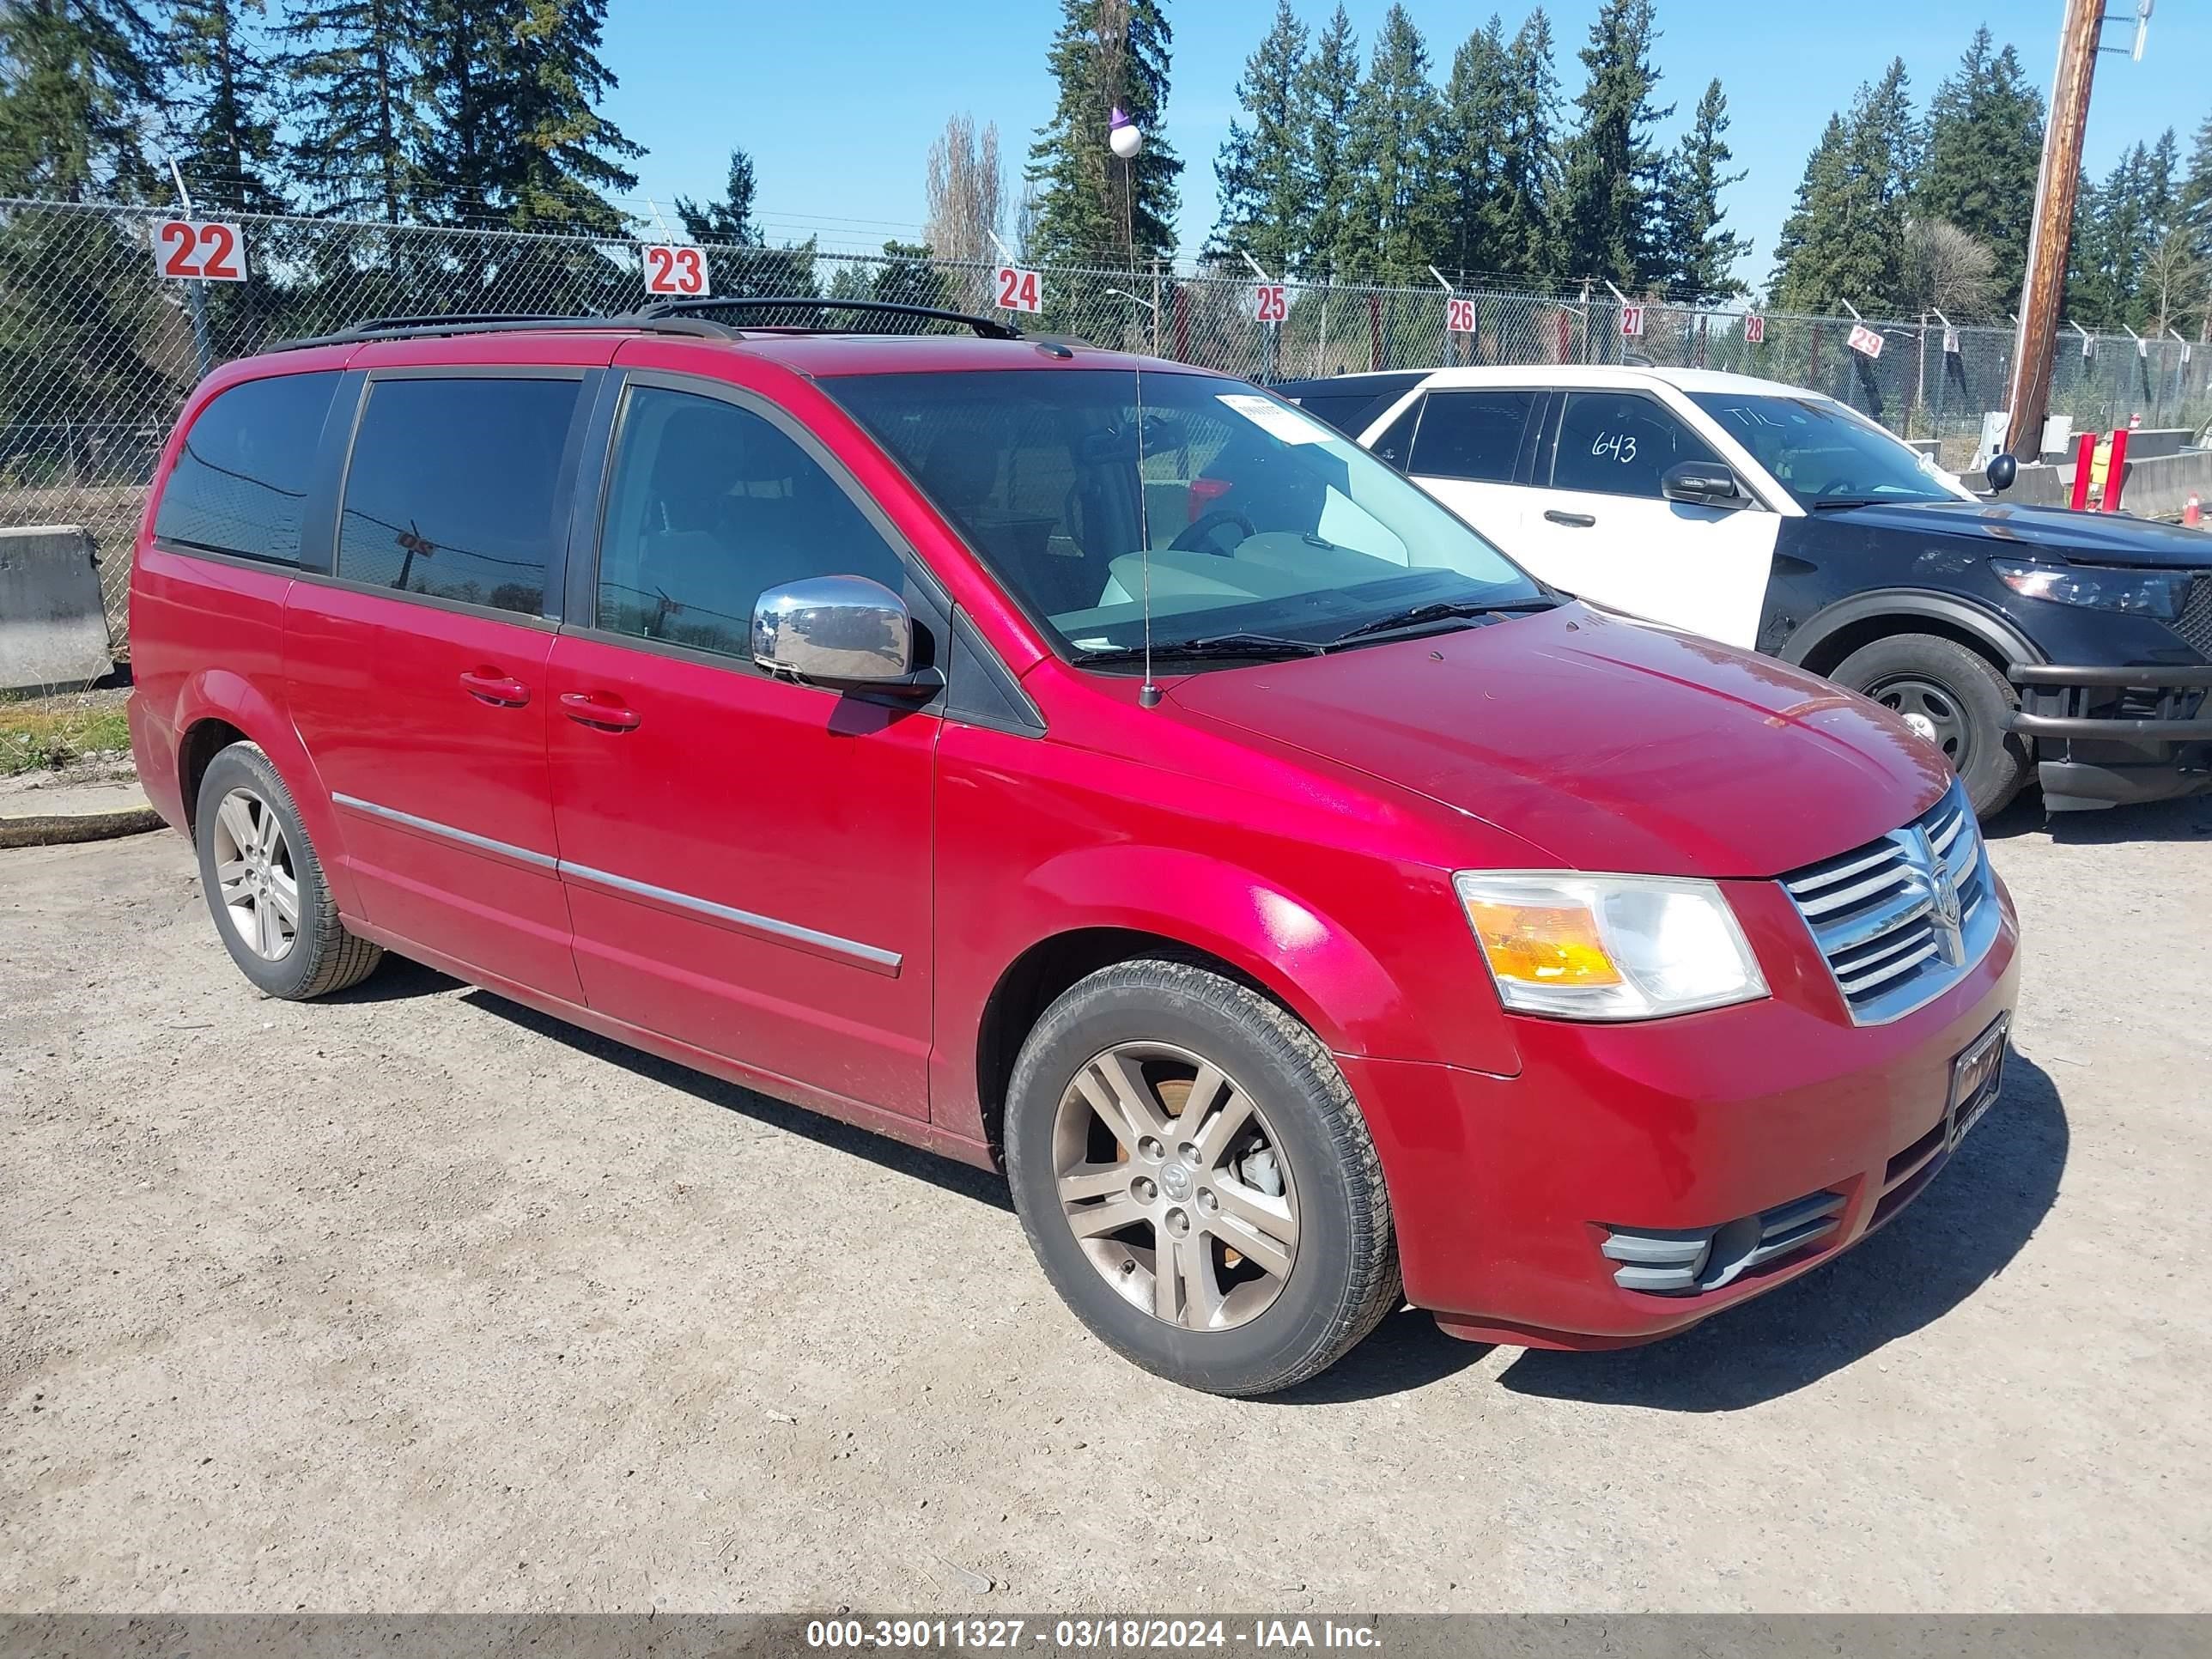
[
  {"xmin": 459, "ymin": 668, "xmax": 531, "ymax": 706},
  {"xmin": 1544, "ymin": 509, "xmax": 1597, "ymax": 528},
  {"xmin": 560, "ymin": 690, "xmax": 641, "ymax": 732}
]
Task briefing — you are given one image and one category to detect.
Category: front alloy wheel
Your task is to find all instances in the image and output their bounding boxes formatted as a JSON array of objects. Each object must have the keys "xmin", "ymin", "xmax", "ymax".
[{"xmin": 1054, "ymin": 1042, "xmax": 1300, "ymax": 1331}]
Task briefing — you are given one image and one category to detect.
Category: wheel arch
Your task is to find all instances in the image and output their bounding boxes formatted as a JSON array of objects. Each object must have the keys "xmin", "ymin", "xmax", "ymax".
[{"xmin": 1780, "ymin": 591, "xmax": 2042, "ymax": 681}]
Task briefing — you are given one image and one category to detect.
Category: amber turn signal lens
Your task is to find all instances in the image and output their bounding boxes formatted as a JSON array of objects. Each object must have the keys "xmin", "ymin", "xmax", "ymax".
[{"xmin": 1460, "ymin": 899, "xmax": 1623, "ymax": 987}]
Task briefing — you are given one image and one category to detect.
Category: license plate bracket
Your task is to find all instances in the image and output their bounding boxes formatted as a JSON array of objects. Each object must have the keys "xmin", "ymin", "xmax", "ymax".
[{"xmin": 1946, "ymin": 1015, "xmax": 2009, "ymax": 1151}]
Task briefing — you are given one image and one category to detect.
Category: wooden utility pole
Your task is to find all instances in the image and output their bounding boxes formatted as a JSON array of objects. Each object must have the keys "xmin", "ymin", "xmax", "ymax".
[{"xmin": 2004, "ymin": 0, "xmax": 2105, "ymax": 459}]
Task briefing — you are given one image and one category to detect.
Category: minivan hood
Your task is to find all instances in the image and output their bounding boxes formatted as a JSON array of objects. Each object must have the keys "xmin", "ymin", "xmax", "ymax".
[
  {"xmin": 1826, "ymin": 498, "xmax": 2212, "ymax": 568},
  {"xmin": 1167, "ymin": 605, "xmax": 1950, "ymax": 879}
]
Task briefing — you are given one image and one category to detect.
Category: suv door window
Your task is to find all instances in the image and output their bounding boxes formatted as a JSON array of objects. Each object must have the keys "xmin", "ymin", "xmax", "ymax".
[
  {"xmin": 593, "ymin": 385, "xmax": 907, "ymax": 659},
  {"xmin": 1549, "ymin": 390, "xmax": 1718, "ymax": 498},
  {"xmin": 1410, "ymin": 390, "xmax": 1536, "ymax": 483},
  {"xmin": 154, "ymin": 371, "xmax": 341, "ymax": 564},
  {"xmin": 336, "ymin": 375, "xmax": 580, "ymax": 616},
  {"xmin": 1367, "ymin": 397, "xmax": 1422, "ymax": 469}
]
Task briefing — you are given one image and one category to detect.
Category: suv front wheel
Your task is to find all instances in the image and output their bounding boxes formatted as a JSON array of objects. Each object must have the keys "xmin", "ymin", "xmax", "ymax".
[
  {"xmin": 1832, "ymin": 633, "xmax": 2031, "ymax": 818},
  {"xmin": 1005, "ymin": 959, "xmax": 1400, "ymax": 1396}
]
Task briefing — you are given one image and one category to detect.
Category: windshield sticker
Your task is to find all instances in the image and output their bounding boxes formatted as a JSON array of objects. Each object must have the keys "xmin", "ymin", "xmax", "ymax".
[{"xmin": 1217, "ymin": 392, "xmax": 1332, "ymax": 446}]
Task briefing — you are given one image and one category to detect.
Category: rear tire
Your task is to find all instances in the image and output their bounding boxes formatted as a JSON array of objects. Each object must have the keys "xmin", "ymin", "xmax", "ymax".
[
  {"xmin": 1004, "ymin": 959, "xmax": 1399, "ymax": 1396},
  {"xmin": 1832, "ymin": 633, "xmax": 2031, "ymax": 818},
  {"xmin": 193, "ymin": 744, "xmax": 383, "ymax": 1000}
]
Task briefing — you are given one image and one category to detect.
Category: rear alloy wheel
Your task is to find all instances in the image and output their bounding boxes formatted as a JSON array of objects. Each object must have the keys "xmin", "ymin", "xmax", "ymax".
[
  {"xmin": 193, "ymin": 743, "xmax": 384, "ymax": 1000},
  {"xmin": 1006, "ymin": 958, "xmax": 1399, "ymax": 1396},
  {"xmin": 1832, "ymin": 633, "xmax": 2031, "ymax": 818}
]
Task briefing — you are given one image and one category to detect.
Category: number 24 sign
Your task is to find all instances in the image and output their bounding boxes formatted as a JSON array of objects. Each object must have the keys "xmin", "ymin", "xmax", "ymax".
[
  {"xmin": 153, "ymin": 219, "xmax": 246, "ymax": 283},
  {"xmin": 643, "ymin": 245, "xmax": 709, "ymax": 296},
  {"xmin": 994, "ymin": 265, "xmax": 1043, "ymax": 313}
]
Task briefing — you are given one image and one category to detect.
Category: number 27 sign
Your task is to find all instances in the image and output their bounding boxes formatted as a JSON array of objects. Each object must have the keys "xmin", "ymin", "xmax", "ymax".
[{"xmin": 153, "ymin": 219, "xmax": 246, "ymax": 283}]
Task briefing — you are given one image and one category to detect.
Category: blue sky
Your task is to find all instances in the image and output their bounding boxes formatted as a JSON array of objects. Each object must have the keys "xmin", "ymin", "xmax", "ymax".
[{"xmin": 599, "ymin": 1, "xmax": 2206, "ymax": 284}]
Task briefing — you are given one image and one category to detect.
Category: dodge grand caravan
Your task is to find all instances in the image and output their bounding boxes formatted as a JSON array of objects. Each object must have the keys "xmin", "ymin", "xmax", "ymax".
[{"xmin": 129, "ymin": 300, "xmax": 2021, "ymax": 1395}]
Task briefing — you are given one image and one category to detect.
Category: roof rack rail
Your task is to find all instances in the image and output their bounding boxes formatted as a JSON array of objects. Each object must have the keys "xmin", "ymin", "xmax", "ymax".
[
  {"xmin": 637, "ymin": 295, "xmax": 1024, "ymax": 341},
  {"xmin": 260, "ymin": 311, "xmax": 737, "ymax": 355}
]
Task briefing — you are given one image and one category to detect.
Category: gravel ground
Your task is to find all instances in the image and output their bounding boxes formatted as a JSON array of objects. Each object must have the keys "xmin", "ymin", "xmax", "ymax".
[{"xmin": 3, "ymin": 798, "xmax": 2209, "ymax": 1614}]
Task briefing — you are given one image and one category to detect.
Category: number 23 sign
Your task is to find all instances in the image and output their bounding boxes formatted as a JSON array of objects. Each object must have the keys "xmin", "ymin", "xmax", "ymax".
[
  {"xmin": 643, "ymin": 245, "xmax": 709, "ymax": 296},
  {"xmin": 153, "ymin": 220, "xmax": 246, "ymax": 283}
]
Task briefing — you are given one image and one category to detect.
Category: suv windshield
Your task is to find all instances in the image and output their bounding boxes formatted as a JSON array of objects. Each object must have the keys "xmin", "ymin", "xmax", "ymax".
[
  {"xmin": 1689, "ymin": 392, "xmax": 1973, "ymax": 509},
  {"xmin": 827, "ymin": 368, "xmax": 1545, "ymax": 661}
]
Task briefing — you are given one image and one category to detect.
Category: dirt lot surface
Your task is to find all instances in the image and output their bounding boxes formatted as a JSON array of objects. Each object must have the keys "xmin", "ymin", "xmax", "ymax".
[{"xmin": 4, "ymin": 799, "xmax": 2209, "ymax": 1614}]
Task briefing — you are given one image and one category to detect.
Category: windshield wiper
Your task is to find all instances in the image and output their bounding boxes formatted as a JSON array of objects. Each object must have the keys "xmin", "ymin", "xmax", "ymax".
[
  {"xmin": 1328, "ymin": 596, "xmax": 1557, "ymax": 646},
  {"xmin": 1073, "ymin": 631, "xmax": 1329, "ymax": 665},
  {"xmin": 1808, "ymin": 495, "xmax": 1890, "ymax": 510}
]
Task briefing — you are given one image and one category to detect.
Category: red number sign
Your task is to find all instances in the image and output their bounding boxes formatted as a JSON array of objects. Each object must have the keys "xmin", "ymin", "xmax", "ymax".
[
  {"xmin": 153, "ymin": 220, "xmax": 246, "ymax": 283},
  {"xmin": 1847, "ymin": 323, "xmax": 1884, "ymax": 359},
  {"xmin": 642, "ymin": 245, "xmax": 709, "ymax": 297},
  {"xmin": 1620, "ymin": 304, "xmax": 1645, "ymax": 338},
  {"xmin": 994, "ymin": 265, "xmax": 1043, "ymax": 313},
  {"xmin": 1253, "ymin": 283, "xmax": 1288, "ymax": 325},
  {"xmin": 1445, "ymin": 296, "xmax": 1476, "ymax": 334},
  {"xmin": 1742, "ymin": 313, "xmax": 1765, "ymax": 345}
]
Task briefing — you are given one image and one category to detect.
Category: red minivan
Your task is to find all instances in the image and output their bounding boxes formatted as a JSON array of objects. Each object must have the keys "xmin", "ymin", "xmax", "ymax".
[{"xmin": 128, "ymin": 302, "xmax": 2020, "ymax": 1395}]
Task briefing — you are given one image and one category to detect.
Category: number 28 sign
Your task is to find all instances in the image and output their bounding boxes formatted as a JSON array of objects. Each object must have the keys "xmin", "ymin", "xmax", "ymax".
[
  {"xmin": 994, "ymin": 265, "xmax": 1043, "ymax": 313},
  {"xmin": 643, "ymin": 245, "xmax": 709, "ymax": 296},
  {"xmin": 153, "ymin": 219, "xmax": 246, "ymax": 283}
]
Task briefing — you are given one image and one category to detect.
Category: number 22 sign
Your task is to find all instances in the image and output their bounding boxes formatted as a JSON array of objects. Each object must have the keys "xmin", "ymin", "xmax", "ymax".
[
  {"xmin": 643, "ymin": 245, "xmax": 709, "ymax": 296},
  {"xmin": 153, "ymin": 220, "xmax": 246, "ymax": 283},
  {"xmin": 994, "ymin": 265, "xmax": 1043, "ymax": 313}
]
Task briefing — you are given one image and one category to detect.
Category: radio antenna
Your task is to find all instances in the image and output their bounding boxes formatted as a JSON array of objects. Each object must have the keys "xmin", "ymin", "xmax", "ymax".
[{"xmin": 1134, "ymin": 358, "xmax": 1161, "ymax": 708}]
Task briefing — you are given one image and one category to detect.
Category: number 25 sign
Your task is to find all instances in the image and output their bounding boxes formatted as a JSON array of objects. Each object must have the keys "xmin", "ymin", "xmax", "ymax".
[
  {"xmin": 643, "ymin": 245, "xmax": 709, "ymax": 296},
  {"xmin": 153, "ymin": 219, "xmax": 246, "ymax": 283},
  {"xmin": 1252, "ymin": 283, "xmax": 1288, "ymax": 325},
  {"xmin": 994, "ymin": 265, "xmax": 1043, "ymax": 313}
]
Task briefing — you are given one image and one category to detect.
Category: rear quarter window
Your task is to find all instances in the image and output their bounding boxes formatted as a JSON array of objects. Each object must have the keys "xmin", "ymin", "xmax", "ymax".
[{"xmin": 153, "ymin": 371, "xmax": 342, "ymax": 564}]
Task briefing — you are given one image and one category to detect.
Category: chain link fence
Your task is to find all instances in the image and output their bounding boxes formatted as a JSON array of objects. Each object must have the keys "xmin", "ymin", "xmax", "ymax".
[{"xmin": 5, "ymin": 197, "xmax": 2209, "ymax": 648}]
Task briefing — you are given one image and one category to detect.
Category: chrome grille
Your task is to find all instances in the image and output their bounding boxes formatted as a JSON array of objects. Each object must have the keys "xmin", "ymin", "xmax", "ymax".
[
  {"xmin": 1782, "ymin": 781, "xmax": 1998, "ymax": 1025},
  {"xmin": 2172, "ymin": 574, "xmax": 2212, "ymax": 659}
]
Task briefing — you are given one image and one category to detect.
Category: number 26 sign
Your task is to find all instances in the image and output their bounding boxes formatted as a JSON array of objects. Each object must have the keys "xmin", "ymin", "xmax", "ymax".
[
  {"xmin": 643, "ymin": 245, "xmax": 709, "ymax": 296},
  {"xmin": 1445, "ymin": 296, "xmax": 1476, "ymax": 334},
  {"xmin": 153, "ymin": 219, "xmax": 246, "ymax": 283}
]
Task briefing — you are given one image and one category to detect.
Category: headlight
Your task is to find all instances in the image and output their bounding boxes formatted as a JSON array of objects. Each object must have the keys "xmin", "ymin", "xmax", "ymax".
[
  {"xmin": 1453, "ymin": 872, "xmax": 1768, "ymax": 1021},
  {"xmin": 1991, "ymin": 558, "xmax": 2191, "ymax": 618}
]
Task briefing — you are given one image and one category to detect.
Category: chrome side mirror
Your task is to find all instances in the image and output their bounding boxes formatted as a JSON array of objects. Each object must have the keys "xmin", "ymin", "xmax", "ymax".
[
  {"xmin": 1984, "ymin": 453, "xmax": 2018, "ymax": 494},
  {"xmin": 1661, "ymin": 460, "xmax": 1747, "ymax": 509},
  {"xmin": 751, "ymin": 575, "xmax": 928, "ymax": 691}
]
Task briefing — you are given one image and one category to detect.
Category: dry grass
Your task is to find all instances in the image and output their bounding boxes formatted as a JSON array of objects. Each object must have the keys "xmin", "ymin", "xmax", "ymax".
[{"xmin": 0, "ymin": 687, "xmax": 132, "ymax": 776}]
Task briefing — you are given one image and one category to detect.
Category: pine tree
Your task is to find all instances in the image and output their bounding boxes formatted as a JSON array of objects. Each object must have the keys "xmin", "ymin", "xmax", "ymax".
[
  {"xmin": 1298, "ymin": 3, "xmax": 1360, "ymax": 278},
  {"xmin": 1342, "ymin": 3, "xmax": 1442, "ymax": 283},
  {"xmin": 0, "ymin": 0, "xmax": 165, "ymax": 199},
  {"xmin": 2071, "ymin": 132, "xmax": 2179, "ymax": 328},
  {"xmin": 1914, "ymin": 27, "xmax": 2044, "ymax": 307},
  {"xmin": 167, "ymin": 0, "xmax": 289, "ymax": 212},
  {"xmin": 2177, "ymin": 114, "xmax": 2212, "ymax": 256},
  {"xmin": 1435, "ymin": 15, "xmax": 1509, "ymax": 280},
  {"xmin": 1492, "ymin": 9, "xmax": 1562, "ymax": 284},
  {"xmin": 1025, "ymin": 0, "xmax": 1182, "ymax": 266},
  {"xmin": 1656, "ymin": 79, "xmax": 1747, "ymax": 300},
  {"xmin": 675, "ymin": 149, "xmax": 759, "ymax": 246},
  {"xmin": 676, "ymin": 149, "xmax": 821, "ymax": 300},
  {"xmin": 281, "ymin": 0, "xmax": 428, "ymax": 221},
  {"xmin": 1771, "ymin": 61, "xmax": 1915, "ymax": 313},
  {"xmin": 1556, "ymin": 0, "xmax": 1669, "ymax": 289},
  {"xmin": 414, "ymin": 0, "xmax": 641, "ymax": 233},
  {"xmin": 1211, "ymin": 0, "xmax": 1310, "ymax": 277}
]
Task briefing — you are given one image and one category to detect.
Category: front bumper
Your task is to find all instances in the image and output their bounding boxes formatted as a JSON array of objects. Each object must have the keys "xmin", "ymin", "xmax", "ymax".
[
  {"xmin": 1344, "ymin": 878, "xmax": 2021, "ymax": 1348},
  {"xmin": 2009, "ymin": 663, "xmax": 2212, "ymax": 810}
]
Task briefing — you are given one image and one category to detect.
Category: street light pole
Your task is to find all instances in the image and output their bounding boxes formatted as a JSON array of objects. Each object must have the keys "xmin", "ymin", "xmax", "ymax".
[{"xmin": 2004, "ymin": 0, "xmax": 2104, "ymax": 460}]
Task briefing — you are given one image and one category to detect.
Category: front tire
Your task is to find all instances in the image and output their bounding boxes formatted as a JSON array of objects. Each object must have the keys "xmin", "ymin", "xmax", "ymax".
[
  {"xmin": 1832, "ymin": 632, "xmax": 2031, "ymax": 818},
  {"xmin": 193, "ymin": 744, "xmax": 383, "ymax": 1000},
  {"xmin": 1004, "ymin": 959, "xmax": 1399, "ymax": 1396}
]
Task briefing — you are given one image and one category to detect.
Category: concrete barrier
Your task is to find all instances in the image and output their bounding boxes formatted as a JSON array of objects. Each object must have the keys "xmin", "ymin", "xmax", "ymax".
[
  {"xmin": 1988, "ymin": 449, "xmax": 2212, "ymax": 519},
  {"xmin": 1, "ymin": 526, "xmax": 113, "ymax": 694}
]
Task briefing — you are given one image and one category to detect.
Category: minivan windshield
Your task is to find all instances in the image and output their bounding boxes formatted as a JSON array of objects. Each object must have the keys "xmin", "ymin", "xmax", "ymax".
[
  {"xmin": 1689, "ymin": 391, "xmax": 1976, "ymax": 509},
  {"xmin": 828, "ymin": 368, "xmax": 1547, "ymax": 663}
]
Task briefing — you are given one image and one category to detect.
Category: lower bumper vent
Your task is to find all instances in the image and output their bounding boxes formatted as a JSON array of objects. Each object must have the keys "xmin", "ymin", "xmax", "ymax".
[{"xmin": 1601, "ymin": 1190, "xmax": 1846, "ymax": 1297}]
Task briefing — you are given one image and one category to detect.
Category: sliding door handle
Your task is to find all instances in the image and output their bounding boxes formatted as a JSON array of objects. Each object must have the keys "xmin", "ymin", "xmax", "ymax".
[
  {"xmin": 1543, "ymin": 509, "xmax": 1597, "ymax": 528},
  {"xmin": 560, "ymin": 690, "xmax": 641, "ymax": 732}
]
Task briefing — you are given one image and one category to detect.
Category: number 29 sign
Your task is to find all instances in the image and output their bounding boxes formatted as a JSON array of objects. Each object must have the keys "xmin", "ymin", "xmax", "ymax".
[
  {"xmin": 643, "ymin": 245, "xmax": 709, "ymax": 297},
  {"xmin": 153, "ymin": 219, "xmax": 246, "ymax": 283}
]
